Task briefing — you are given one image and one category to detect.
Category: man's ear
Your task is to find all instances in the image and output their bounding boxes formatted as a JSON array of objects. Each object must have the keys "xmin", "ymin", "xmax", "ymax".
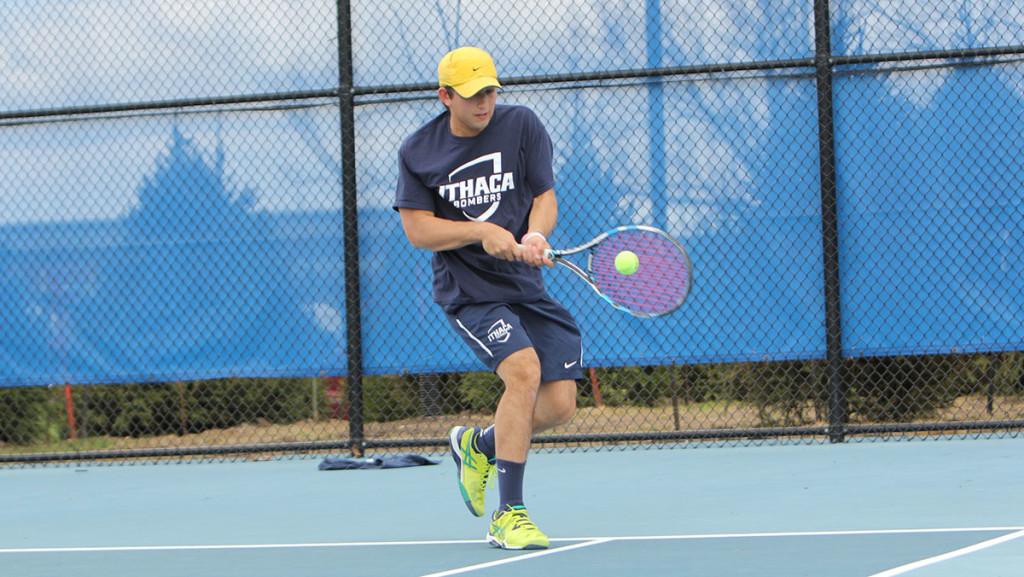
[{"xmin": 438, "ymin": 87, "xmax": 452, "ymax": 107}]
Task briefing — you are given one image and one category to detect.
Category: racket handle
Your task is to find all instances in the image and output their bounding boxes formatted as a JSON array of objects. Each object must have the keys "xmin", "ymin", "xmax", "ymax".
[{"xmin": 514, "ymin": 244, "xmax": 555, "ymax": 260}]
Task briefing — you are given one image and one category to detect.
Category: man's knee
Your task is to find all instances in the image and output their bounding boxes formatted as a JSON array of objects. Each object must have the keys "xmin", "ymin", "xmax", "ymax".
[
  {"xmin": 497, "ymin": 348, "xmax": 542, "ymax": 392},
  {"xmin": 551, "ymin": 383, "xmax": 577, "ymax": 425}
]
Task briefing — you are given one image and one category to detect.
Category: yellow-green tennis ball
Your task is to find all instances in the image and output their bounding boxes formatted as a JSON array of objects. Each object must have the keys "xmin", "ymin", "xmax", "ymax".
[{"xmin": 614, "ymin": 250, "xmax": 640, "ymax": 276}]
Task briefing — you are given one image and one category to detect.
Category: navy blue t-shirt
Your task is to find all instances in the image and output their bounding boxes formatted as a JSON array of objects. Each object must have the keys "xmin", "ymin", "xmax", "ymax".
[{"xmin": 394, "ymin": 104, "xmax": 555, "ymax": 308}]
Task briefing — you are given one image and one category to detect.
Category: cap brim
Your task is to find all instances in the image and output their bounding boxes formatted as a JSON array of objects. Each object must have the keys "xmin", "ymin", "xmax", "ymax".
[{"xmin": 451, "ymin": 76, "xmax": 501, "ymax": 98}]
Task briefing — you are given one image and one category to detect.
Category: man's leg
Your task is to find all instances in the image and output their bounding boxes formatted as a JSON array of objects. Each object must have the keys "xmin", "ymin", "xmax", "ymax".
[
  {"xmin": 493, "ymin": 348, "xmax": 542, "ymax": 462},
  {"xmin": 443, "ymin": 299, "xmax": 579, "ymax": 549},
  {"xmin": 474, "ymin": 377, "xmax": 575, "ymax": 457},
  {"xmin": 444, "ymin": 304, "xmax": 529, "ymax": 518},
  {"xmin": 486, "ymin": 295, "xmax": 582, "ymax": 549},
  {"xmin": 531, "ymin": 379, "xmax": 576, "ymax": 433},
  {"xmin": 484, "ymin": 347, "xmax": 552, "ymax": 549}
]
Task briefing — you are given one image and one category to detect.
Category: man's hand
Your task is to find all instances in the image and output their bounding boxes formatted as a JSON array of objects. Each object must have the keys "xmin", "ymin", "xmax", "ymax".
[
  {"xmin": 518, "ymin": 231, "xmax": 554, "ymax": 268},
  {"xmin": 480, "ymin": 224, "xmax": 522, "ymax": 261}
]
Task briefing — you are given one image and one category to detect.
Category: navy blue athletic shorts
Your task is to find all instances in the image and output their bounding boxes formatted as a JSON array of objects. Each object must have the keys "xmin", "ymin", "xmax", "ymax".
[{"xmin": 444, "ymin": 296, "xmax": 584, "ymax": 382}]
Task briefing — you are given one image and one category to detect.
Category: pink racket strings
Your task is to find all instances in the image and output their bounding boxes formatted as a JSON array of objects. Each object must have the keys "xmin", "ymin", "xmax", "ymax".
[{"xmin": 589, "ymin": 230, "xmax": 691, "ymax": 316}]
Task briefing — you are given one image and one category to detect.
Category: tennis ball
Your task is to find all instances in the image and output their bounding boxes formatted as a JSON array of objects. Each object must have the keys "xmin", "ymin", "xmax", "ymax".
[{"xmin": 614, "ymin": 250, "xmax": 639, "ymax": 276}]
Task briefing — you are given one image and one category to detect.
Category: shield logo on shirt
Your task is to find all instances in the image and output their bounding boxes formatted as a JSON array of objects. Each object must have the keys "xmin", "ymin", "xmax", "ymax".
[{"xmin": 441, "ymin": 152, "xmax": 509, "ymax": 222}]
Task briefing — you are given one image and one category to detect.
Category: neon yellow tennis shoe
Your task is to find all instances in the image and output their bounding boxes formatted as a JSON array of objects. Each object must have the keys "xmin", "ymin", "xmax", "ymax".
[
  {"xmin": 487, "ymin": 504, "xmax": 550, "ymax": 550},
  {"xmin": 448, "ymin": 426, "xmax": 493, "ymax": 517}
]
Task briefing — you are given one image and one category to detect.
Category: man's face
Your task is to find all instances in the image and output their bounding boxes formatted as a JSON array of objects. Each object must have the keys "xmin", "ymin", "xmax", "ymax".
[{"xmin": 440, "ymin": 86, "xmax": 498, "ymax": 137}]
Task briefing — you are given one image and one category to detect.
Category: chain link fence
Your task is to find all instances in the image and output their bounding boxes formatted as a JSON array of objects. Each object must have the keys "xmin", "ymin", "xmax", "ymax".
[{"xmin": 1, "ymin": 1, "xmax": 1022, "ymax": 464}]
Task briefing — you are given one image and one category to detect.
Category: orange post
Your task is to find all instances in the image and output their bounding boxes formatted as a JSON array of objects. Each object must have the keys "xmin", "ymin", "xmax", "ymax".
[
  {"xmin": 63, "ymin": 384, "xmax": 77, "ymax": 439},
  {"xmin": 324, "ymin": 376, "xmax": 346, "ymax": 420},
  {"xmin": 588, "ymin": 367, "xmax": 604, "ymax": 408}
]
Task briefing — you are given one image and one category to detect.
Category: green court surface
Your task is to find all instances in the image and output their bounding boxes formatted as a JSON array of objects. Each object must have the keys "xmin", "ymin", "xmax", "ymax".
[{"xmin": 1, "ymin": 438, "xmax": 1021, "ymax": 576}]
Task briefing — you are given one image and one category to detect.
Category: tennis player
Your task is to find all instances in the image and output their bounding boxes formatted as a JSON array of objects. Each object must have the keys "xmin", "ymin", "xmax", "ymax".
[{"xmin": 394, "ymin": 46, "xmax": 584, "ymax": 550}]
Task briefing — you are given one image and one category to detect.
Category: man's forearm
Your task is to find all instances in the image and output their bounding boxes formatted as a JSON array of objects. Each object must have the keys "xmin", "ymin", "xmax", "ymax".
[
  {"xmin": 526, "ymin": 189, "xmax": 558, "ymax": 239},
  {"xmin": 400, "ymin": 210, "xmax": 490, "ymax": 252}
]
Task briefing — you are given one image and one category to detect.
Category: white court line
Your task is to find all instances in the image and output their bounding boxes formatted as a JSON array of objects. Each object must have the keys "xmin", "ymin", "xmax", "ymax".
[
  {"xmin": 866, "ymin": 528, "xmax": 1024, "ymax": 577},
  {"xmin": 1, "ymin": 526, "xmax": 1021, "ymax": 555},
  {"xmin": 560, "ymin": 526, "xmax": 1024, "ymax": 542},
  {"xmin": 417, "ymin": 539, "xmax": 613, "ymax": 577},
  {"xmin": 0, "ymin": 539, "xmax": 484, "ymax": 554}
]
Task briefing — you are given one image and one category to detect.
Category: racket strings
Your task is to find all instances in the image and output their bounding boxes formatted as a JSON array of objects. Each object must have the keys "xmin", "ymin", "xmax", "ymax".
[{"xmin": 590, "ymin": 231, "xmax": 690, "ymax": 316}]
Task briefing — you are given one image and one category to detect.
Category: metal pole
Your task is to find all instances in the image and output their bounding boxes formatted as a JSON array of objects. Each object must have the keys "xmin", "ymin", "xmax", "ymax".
[
  {"xmin": 813, "ymin": 0, "xmax": 847, "ymax": 443},
  {"xmin": 644, "ymin": 0, "xmax": 668, "ymax": 231},
  {"xmin": 335, "ymin": 0, "xmax": 364, "ymax": 457}
]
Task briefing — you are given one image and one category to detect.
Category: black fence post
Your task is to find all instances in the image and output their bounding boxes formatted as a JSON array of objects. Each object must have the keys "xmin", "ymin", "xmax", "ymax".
[
  {"xmin": 336, "ymin": 0, "xmax": 364, "ymax": 457},
  {"xmin": 813, "ymin": 0, "xmax": 847, "ymax": 443}
]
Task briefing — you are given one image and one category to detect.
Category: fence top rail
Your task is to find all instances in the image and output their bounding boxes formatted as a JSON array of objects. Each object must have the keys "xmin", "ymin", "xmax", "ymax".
[{"xmin": 5, "ymin": 44, "xmax": 1022, "ymax": 122}]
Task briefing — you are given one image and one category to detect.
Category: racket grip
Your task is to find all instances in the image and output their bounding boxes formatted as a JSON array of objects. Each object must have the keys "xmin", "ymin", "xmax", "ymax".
[{"xmin": 515, "ymin": 244, "xmax": 555, "ymax": 260}]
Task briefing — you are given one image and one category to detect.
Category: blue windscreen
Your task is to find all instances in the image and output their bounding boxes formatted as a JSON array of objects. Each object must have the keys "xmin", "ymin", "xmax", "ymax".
[{"xmin": 1, "ymin": 0, "xmax": 1021, "ymax": 387}]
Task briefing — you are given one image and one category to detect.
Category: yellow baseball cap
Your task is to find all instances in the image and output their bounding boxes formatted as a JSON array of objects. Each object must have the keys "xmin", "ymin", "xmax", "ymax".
[{"xmin": 437, "ymin": 46, "xmax": 502, "ymax": 98}]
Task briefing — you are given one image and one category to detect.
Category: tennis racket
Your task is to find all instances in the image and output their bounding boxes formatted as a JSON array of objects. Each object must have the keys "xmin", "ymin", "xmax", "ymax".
[{"xmin": 525, "ymin": 225, "xmax": 692, "ymax": 317}]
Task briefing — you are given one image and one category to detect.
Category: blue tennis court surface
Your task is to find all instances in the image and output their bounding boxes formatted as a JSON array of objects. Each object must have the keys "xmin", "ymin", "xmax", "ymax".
[{"xmin": 2, "ymin": 438, "xmax": 1021, "ymax": 576}]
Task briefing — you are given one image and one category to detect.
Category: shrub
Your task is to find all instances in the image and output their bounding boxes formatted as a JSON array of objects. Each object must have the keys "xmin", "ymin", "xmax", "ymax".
[
  {"xmin": 457, "ymin": 372, "xmax": 502, "ymax": 413},
  {"xmin": 846, "ymin": 354, "xmax": 965, "ymax": 422},
  {"xmin": 0, "ymin": 387, "xmax": 64, "ymax": 445},
  {"xmin": 361, "ymin": 375, "xmax": 420, "ymax": 422}
]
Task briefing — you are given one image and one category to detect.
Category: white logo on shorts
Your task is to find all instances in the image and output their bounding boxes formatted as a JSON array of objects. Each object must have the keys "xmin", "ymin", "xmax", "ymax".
[{"xmin": 487, "ymin": 319, "xmax": 513, "ymax": 343}]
